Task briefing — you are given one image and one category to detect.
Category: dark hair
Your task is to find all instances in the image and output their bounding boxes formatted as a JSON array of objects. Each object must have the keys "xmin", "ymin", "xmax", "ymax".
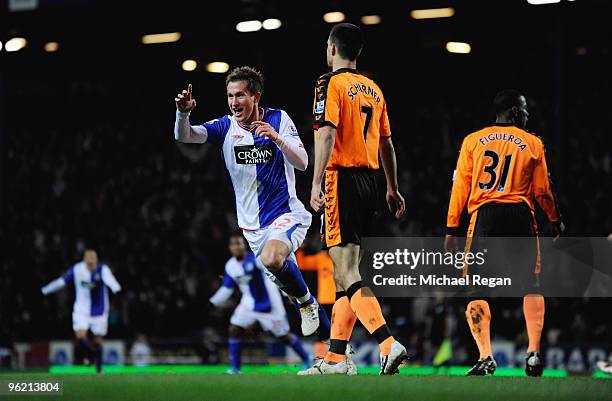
[
  {"xmin": 229, "ymin": 231, "xmax": 245, "ymax": 241},
  {"xmin": 493, "ymin": 89, "xmax": 524, "ymax": 115},
  {"xmin": 329, "ymin": 23, "xmax": 363, "ymax": 61},
  {"xmin": 226, "ymin": 66, "xmax": 264, "ymax": 94}
]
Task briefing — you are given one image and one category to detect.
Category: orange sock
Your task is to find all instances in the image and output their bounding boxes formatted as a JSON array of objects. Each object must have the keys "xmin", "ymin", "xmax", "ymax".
[
  {"xmin": 523, "ymin": 294, "xmax": 545, "ymax": 352},
  {"xmin": 348, "ymin": 285, "xmax": 394, "ymax": 356},
  {"xmin": 466, "ymin": 300, "xmax": 492, "ymax": 360},
  {"xmin": 324, "ymin": 294, "xmax": 357, "ymax": 363}
]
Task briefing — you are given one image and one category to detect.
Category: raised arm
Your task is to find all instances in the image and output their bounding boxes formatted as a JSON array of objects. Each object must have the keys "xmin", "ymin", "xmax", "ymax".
[
  {"xmin": 102, "ymin": 265, "xmax": 122, "ymax": 294},
  {"xmin": 174, "ymin": 84, "xmax": 208, "ymax": 143}
]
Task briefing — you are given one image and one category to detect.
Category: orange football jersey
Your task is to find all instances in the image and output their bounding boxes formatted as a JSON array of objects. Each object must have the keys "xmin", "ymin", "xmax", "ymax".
[
  {"xmin": 447, "ymin": 124, "xmax": 560, "ymax": 229},
  {"xmin": 312, "ymin": 68, "xmax": 391, "ymax": 170},
  {"xmin": 296, "ymin": 249, "xmax": 335, "ymax": 305}
]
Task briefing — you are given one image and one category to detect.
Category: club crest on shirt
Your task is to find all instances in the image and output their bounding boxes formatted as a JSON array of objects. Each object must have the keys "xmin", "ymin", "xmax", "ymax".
[{"xmin": 234, "ymin": 144, "xmax": 275, "ymax": 165}]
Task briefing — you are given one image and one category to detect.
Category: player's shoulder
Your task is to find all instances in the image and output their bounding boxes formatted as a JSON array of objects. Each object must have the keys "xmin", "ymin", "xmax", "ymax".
[
  {"xmin": 263, "ymin": 107, "xmax": 288, "ymax": 120},
  {"xmin": 314, "ymin": 70, "xmax": 345, "ymax": 91},
  {"xmin": 245, "ymin": 252, "xmax": 256, "ymax": 264},
  {"xmin": 203, "ymin": 114, "xmax": 232, "ymax": 127},
  {"xmin": 224, "ymin": 257, "xmax": 241, "ymax": 274},
  {"xmin": 524, "ymin": 130, "xmax": 546, "ymax": 147},
  {"xmin": 462, "ymin": 127, "xmax": 491, "ymax": 145}
]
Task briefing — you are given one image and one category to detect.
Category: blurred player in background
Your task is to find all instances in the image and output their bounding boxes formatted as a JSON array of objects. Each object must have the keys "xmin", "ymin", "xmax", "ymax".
[
  {"xmin": 445, "ymin": 90, "xmax": 563, "ymax": 376},
  {"xmin": 306, "ymin": 23, "xmax": 407, "ymax": 375},
  {"xmin": 209, "ymin": 233, "xmax": 311, "ymax": 374},
  {"xmin": 174, "ymin": 67, "xmax": 327, "ymax": 337},
  {"xmin": 41, "ymin": 249, "xmax": 121, "ymax": 373}
]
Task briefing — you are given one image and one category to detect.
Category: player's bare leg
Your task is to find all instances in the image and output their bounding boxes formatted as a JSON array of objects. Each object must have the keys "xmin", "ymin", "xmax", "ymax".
[
  {"xmin": 465, "ymin": 300, "xmax": 496, "ymax": 376},
  {"xmin": 523, "ymin": 294, "xmax": 545, "ymax": 377},
  {"xmin": 329, "ymin": 244, "xmax": 406, "ymax": 375},
  {"xmin": 260, "ymin": 239, "xmax": 319, "ymax": 336}
]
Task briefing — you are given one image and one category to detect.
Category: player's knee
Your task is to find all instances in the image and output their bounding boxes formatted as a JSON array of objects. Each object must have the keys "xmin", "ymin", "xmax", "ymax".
[
  {"xmin": 228, "ymin": 325, "xmax": 243, "ymax": 338},
  {"xmin": 260, "ymin": 249, "xmax": 285, "ymax": 271},
  {"xmin": 277, "ymin": 334, "xmax": 291, "ymax": 344},
  {"xmin": 334, "ymin": 269, "xmax": 347, "ymax": 288},
  {"xmin": 335, "ymin": 269, "xmax": 359, "ymax": 290}
]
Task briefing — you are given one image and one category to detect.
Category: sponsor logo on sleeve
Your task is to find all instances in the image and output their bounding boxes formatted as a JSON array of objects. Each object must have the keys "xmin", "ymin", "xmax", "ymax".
[{"xmin": 315, "ymin": 100, "xmax": 325, "ymax": 114}]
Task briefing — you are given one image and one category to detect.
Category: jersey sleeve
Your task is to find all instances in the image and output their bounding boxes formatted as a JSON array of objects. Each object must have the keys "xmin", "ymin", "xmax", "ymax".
[
  {"xmin": 209, "ymin": 267, "xmax": 236, "ymax": 306},
  {"xmin": 101, "ymin": 265, "xmax": 122, "ymax": 294},
  {"xmin": 221, "ymin": 270, "xmax": 236, "ymax": 289},
  {"xmin": 200, "ymin": 115, "xmax": 231, "ymax": 145},
  {"xmin": 532, "ymin": 140, "xmax": 560, "ymax": 222},
  {"xmin": 279, "ymin": 110, "xmax": 300, "ymax": 138},
  {"xmin": 379, "ymin": 99, "xmax": 391, "ymax": 137},
  {"xmin": 313, "ymin": 74, "xmax": 340, "ymax": 129},
  {"xmin": 446, "ymin": 137, "xmax": 474, "ymax": 232},
  {"xmin": 41, "ymin": 277, "xmax": 66, "ymax": 295},
  {"xmin": 62, "ymin": 266, "xmax": 75, "ymax": 284}
]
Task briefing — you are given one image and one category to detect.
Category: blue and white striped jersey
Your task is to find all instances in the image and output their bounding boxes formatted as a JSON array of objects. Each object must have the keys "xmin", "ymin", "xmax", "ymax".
[
  {"xmin": 57, "ymin": 262, "xmax": 121, "ymax": 316},
  {"xmin": 198, "ymin": 108, "xmax": 308, "ymax": 230},
  {"xmin": 210, "ymin": 252, "xmax": 285, "ymax": 314}
]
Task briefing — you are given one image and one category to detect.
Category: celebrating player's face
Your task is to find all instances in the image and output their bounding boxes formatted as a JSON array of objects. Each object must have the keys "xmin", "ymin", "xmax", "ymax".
[
  {"xmin": 84, "ymin": 250, "xmax": 98, "ymax": 271},
  {"xmin": 227, "ymin": 80, "xmax": 259, "ymax": 124},
  {"xmin": 228, "ymin": 236, "xmax": 246, "ymax": 259}
]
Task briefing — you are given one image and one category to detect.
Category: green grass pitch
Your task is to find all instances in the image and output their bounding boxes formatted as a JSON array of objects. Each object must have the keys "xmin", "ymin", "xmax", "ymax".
[{"xmin": 2, "ymin": 366, "xmax": 611, "ymax": 401}]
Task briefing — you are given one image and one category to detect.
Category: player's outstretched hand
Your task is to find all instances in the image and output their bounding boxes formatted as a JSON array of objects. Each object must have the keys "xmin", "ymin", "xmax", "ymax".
[
  {"xmin": 444, "ymin": 234, "xmax": 458, "ymax": 253},
  {"xmin": 310, "ymin": 184, "xmax": 324, "ymax": 213},
  {"xmin": 386, "ymin": 189, "xmax": 405, "ymax": 219},
  {"xmin": 175, "ymin": 84, "xmax": 197, "ymax": 113},
  {"xmin": 251, "ymin": 121, "xmax": 279, "ymax": 141}
]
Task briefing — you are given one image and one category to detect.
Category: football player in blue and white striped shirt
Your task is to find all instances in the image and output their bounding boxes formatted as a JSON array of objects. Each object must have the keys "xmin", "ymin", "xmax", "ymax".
[
  {"xmin": 42, "ymin": 249, "xmax": 121, "ymax": 372},
  {"xmin": 174, "ymin": 66, "xmax": 327, "ymax": 337},
  {"xmin": 210, "ymin": 234, "xmax": 311, "ymax": 374}
]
